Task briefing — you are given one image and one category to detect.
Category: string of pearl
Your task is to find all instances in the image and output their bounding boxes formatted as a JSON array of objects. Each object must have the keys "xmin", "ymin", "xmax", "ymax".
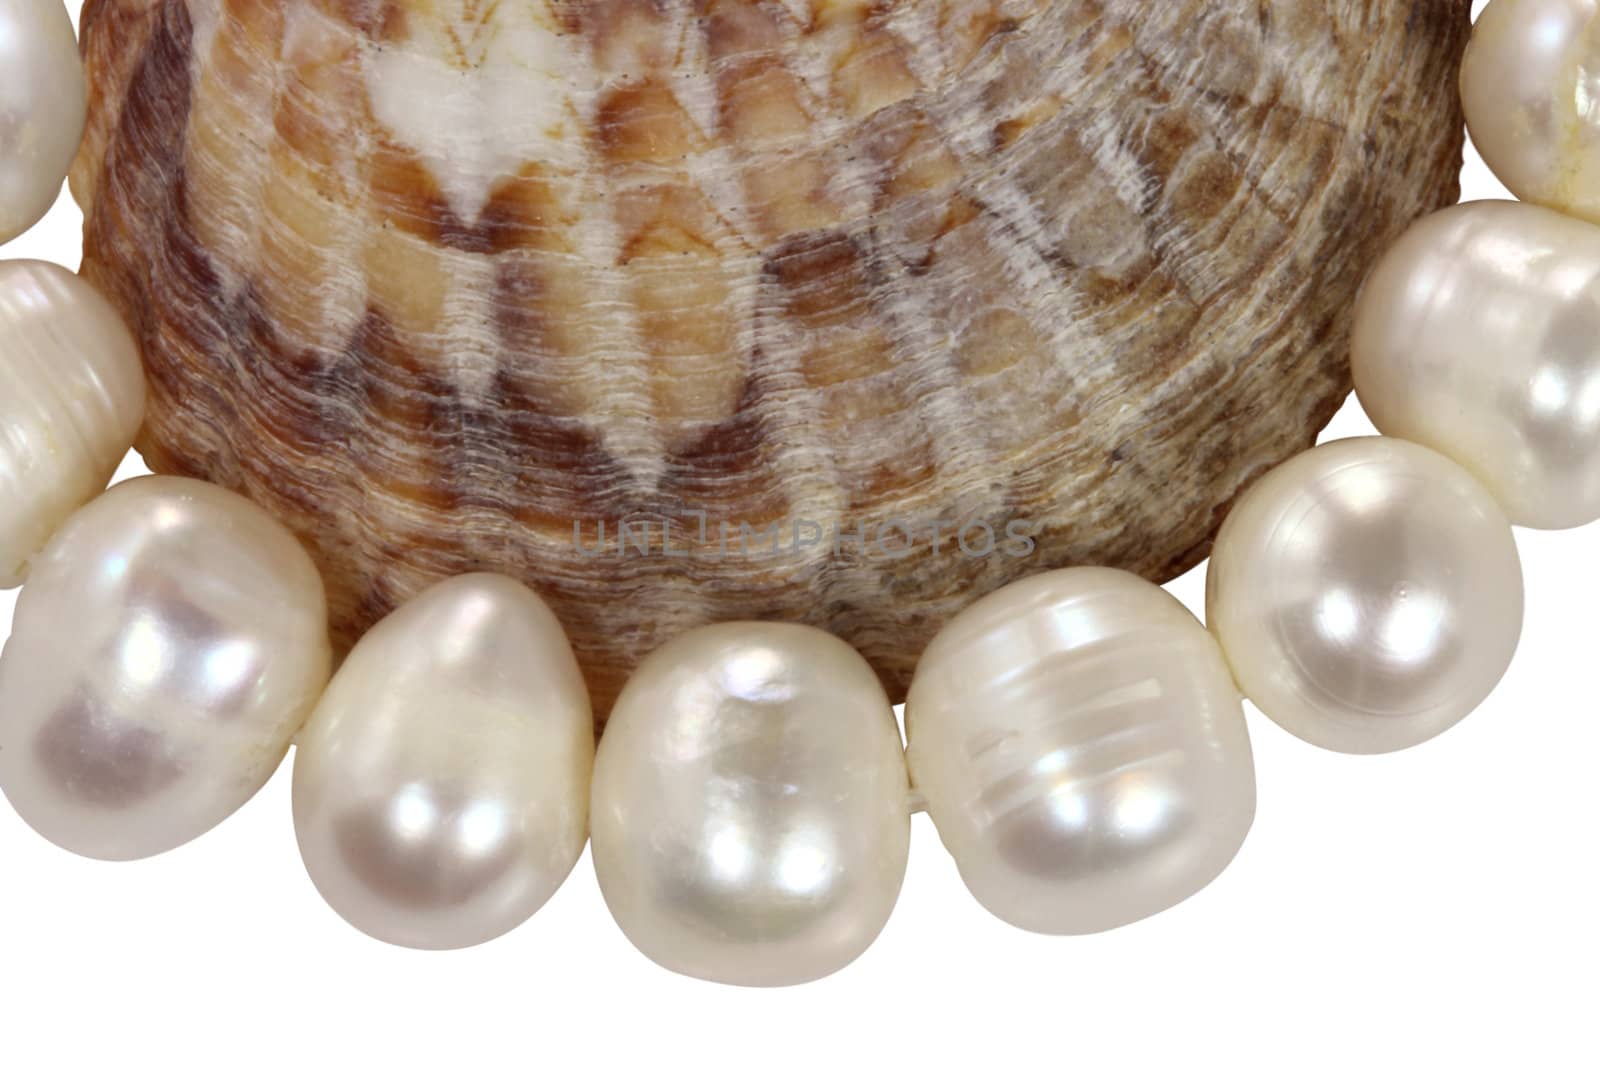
[{"xmin": 0, "ymin": 0, "xmax": 1592, "ymax": 987}]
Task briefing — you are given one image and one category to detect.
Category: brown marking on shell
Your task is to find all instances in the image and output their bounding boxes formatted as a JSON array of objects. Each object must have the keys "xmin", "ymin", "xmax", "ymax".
[
  {"xmin": 75, "ymin": 0, "xmax": 1472, "ymax": 718},
  {"xmin": 319, "ymin": 0, "xmax": 402, "ymax": 38},
  {"xmin": 597, "ymin": 81, "xmax": 706, "ymax": 167},
  {"xmin": 583, "ymin": 0, "xmax": 682, "ymax": 73}
]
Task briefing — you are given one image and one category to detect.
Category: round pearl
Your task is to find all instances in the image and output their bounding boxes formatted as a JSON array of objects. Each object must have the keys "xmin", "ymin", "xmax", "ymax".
[
  {"xmin": 0, "ymin": 0, "xmax": 86, "ymax": 244},
  {"xmin": 0, "ymin": 261, "xmax": 145, "ymax": 586},
  {"xmin": 906, "ymin": 568, "xmax": 1255, "ymax": 935},
  {"xmin": 1462, "ymin": 0, "xmax": 1600, "ymax": 222},
  {"xmin": 590, "ymin": 623, "xmax": 910, "ymax": 987},
  {"xmin": 1353, "ymin": 201, "xmax": 1600, "ymax": 529},
  {"xmin": 1206, "ymin": 438, "xmax": 1523, "ymax": 755},
  {"xmin": 0, "ymin": 477, "xmax": 331, "ymax": 860},
  {"xmin": 293, "ymin": 574, "xmax": 594, "ymax": 951}
]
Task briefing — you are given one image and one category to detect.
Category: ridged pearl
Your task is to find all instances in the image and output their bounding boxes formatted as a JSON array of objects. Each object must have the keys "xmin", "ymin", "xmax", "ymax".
[
  {"xmin": 293, "ymin": 574, "xmax": 594, "ymax": 951},
  {"xmin": 0, "ymin": 477, "xmax": 331, "ymax": 860},
  {"xmin": 0, "ymin": 261, "xmax": 145, "ymax": 586},
  {"xmin": 905, "ymin": 568, "xmax": 1255, "ymax": 935},
  {"xmin": 1207, "ymin": 438, "xmax": 1523, "ymax": 755},
  {"xmin": 1462, "ymin": 0, "xmax": 1600, "ymax": 222},
  {"xmin": 1353, "ymin": 201, "xmax": 1600, "ymax": 529},
  {"xmin": 0, "ymin": 0, "xmax": 86, "ymax": 243},
  {"xmin": 591, "ymin": 623, "xmax": 910, "ymax": 987}
]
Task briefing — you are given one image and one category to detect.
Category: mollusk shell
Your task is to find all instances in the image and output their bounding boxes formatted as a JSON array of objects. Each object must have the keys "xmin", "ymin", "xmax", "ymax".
[{"xmin": 73, "ymin": 0, "xmax": 1470, "ymax": 716}]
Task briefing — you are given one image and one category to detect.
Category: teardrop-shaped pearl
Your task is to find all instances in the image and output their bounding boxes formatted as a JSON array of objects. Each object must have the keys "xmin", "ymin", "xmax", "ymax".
[
  {"xmin": 906, "ymin": 568, "xmax": 1255, "ymax": 935},
  {"xmin": 293, "ymin": 574, "xmax": 594, "ymax": 951},
  {"xmin": 1207, "ymin": 438, "xmax": 1523, "ymax": 755},
  {"xmin": 0, "ymin": 261, "xmax": 145, "ymax": 586},
  {"xmin": 591, "ymin": 623, "xmax": 910, "ymax": 987},
  {"xmin": 1462, "ymin": 0, "xmax": 1600, "ymax": 222},
  {"xmin": 0, "ymin": 0, "xmax": 86, "ymax": 243},
  {"xmin": 1353, "ymin": 201, "xmax": 1600, "ymax": 529},
  {"xmin": 0, "ymin": 477, "xmax": 331, "ymax": 860}
]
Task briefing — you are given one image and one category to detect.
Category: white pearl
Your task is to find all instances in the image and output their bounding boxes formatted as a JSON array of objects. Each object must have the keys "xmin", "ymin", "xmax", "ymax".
[
  {"xmin": 0, "ymin": 0, "xmax": 86, "ymax": 244},
  {"xmin": 1353, "ymin": 201, "xmax": 1600, "ymax": 529},
  {"xmin": 0, "ymin": 476, "xmax": 331, "ymax": 860},
  {"xmin": 293, "ymin": 574, "xmax": 594, "ymax": 951},
  {"xmin": 1462, "ymin": 0, "xmax": 1600, "ymax": 222},
  {"xmin": 906, "ymin": 568, "xmax": 1255, "ymax": 935},
  {"xmin": 1207, "ymin": 438, "xmax": 1523, "ymax": 755},
  {"xmin": 0, "ymin": 261, "xmax": 145, "ymax": 586},
  {"xmin": 590, "ymin": 623, "xmax": 910, "ymax": 987}
]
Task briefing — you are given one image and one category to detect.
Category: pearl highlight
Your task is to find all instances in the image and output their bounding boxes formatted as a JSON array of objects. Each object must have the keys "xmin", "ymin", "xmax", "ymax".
[
  {"xmin": 906, "ymin": 568, "xmax": 1256, "ymax": 935},
  {"xmin": 0, "ymin": 0, "xmax": 86, "ymax": 244},
  {"xmin": 293, "ymin": 574, "xmax": 594, "ymax": 950},
  {"xmin": 590, "ymin": 623, "xmax": 911, "ymax": 987},
  {"xmin": 0, "ymin": 260, "xmax": 146, "ymax": 586},
  {"xmin": 0, "ymin": 477, "xmax": 332, "ymax": 860},
  {"xmin": 1462, "ymin": 0, "xmax": 1600, "ymax": 223},
  {"xmin": 1207, "ymin": 438, "xmax": 1524, "ymax": 755},
  {"xmin": 1353, "ymin": 201, "xmax": 1600, "ymax": 529}
]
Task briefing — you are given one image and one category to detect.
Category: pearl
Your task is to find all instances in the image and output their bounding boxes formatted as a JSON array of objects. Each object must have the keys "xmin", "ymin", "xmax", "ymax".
[
  {"xmin": 1206, "ymin": 438, "xmax": 1523, "ymax": 755},
  {"xmin": 1353, "ymin": 201, "xmax": 1600, "ymax": 529},
  {"xmin": 0, "ymin": 261, "xmax": 145, "ymax": 586},
  {"xmin": 590, "ymin": 623, "xmax": 910, "ymax": 987},
  {"xmin": 905, "ymin": 568, "xmax": 1255, "ymax": 935},
  {"xmin": 293, "ymin": 574, "xmax": 593, "ymax": 951},
  {"xmin": 0, "ymin": 477, "xmax": 331, "ymax": 860},
  {"xmin": 0, "ymin": 0, "xmax": 86, "ymax": 244},
  {"xmin": 1461, "ymin": 0, "xmax": 1600, "ymax": 222}
]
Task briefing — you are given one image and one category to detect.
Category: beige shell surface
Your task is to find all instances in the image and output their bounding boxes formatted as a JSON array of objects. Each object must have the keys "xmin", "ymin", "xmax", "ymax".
[{"xmin": 72, "ymin": 0, "xmax": 1469, "ymax": 717}]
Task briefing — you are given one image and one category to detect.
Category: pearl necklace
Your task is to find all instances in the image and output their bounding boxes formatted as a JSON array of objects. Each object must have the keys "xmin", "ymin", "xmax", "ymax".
[{"xmin": 0, "ymin": 0, "xmax": 1591, "ymax": 986}]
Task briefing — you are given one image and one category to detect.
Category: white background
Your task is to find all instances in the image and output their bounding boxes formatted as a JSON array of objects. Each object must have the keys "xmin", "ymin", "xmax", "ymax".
[{"xmin": 3, "ymin": 2, "xmax": 1595, "ymax": 1063}]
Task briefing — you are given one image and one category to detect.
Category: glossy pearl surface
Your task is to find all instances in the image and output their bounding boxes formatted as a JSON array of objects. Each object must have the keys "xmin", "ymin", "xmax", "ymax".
[
  {"xmin": 0, "ymin": 0, "xmax": 86, "ymax": 243},
  {"xmin": 906, "ymin": 568, "xmax": 1255, "ymax": 935},
  {"xmin": 1462, "ymin": 0, "xmax": 1600, "ymax": 222},
  {"xmin": 1354, "ymin": 202, "xmax": 1600, "ymax": 529},
  {"xmin": 294, "ymin": 574, "xmax": 593, "ymax": 951},
  {"xmin": 0, "ymin": 477, "xmax": 331, "ymax": 860},
  {"xmin": 1207, "ymin": 438, "xmax": 1523, "ymax": 755},
  {"xmin": 0, "ymin": 261, "xmax": 145, "ymax": 586},
  {"xmin": 591, "ymin": 623, "xmax": 910, "ymax": 987}
]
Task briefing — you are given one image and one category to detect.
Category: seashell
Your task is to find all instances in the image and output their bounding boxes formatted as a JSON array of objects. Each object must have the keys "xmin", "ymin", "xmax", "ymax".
[{"xmin": 71, "ymin": 0, "xmax": 1471, "ymax": 716}]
